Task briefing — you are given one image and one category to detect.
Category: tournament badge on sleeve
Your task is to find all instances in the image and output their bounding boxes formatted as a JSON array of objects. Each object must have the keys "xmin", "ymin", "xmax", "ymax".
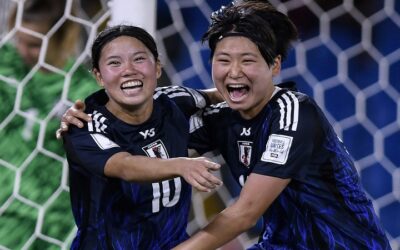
[
  {"xmin": 142, "ymin": 139, "xmax": 169, "ymax": 159},
  {"xmin": 238, "ymin": 141, "xmax": 252, "ymax": 167},
  {"xmin": 261, "ymin": 134, "xmax": 293, "ymax": 165}
]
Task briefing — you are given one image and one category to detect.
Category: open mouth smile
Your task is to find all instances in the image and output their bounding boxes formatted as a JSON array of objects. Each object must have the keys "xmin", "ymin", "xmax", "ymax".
[
  {"xmin": 227, "ymin": 84, "xmax": 249, "ymax": 101},
  {"xmin": 121, "ymin": 80, "xmax": 143, "ymax": 94}
]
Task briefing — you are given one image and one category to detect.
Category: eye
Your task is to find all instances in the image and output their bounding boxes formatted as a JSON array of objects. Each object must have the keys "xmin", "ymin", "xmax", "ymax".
[
  {"xmin": 242, "ymin": 58, "xmax": 256, "ymax": 63},
  {"xmin": 107, "ymin": 60, "xmax": 120, "ymax": 66},
  {"xmin": 215, "ymin": 57, "xmax": 230, "ymax": 64},
  {"xmin": 134, "ymin": 56, "xmax": 146, "ymax": 62}
]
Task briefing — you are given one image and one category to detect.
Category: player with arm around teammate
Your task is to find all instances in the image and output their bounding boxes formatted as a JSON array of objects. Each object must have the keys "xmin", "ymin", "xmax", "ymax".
[
  {"xmin": 174, "ymin": 1, "xmax": 391, "ymax": 249},
  {"xmin": 62, "ymin": 25, "xmax": 222, "ymax": 249}
]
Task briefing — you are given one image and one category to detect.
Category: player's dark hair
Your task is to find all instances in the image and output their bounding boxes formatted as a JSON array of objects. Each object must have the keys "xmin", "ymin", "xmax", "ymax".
[
  {"xmin": 202, "ymin": 0, "xmax": 298, "ymax": 66},
  {"xmin": 91, "ymin": 25, "xmax": 159, "ymax": 70}
]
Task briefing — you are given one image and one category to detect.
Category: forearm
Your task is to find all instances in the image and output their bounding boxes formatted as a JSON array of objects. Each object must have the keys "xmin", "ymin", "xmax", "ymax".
[
  {"xmin": 174, "ymin": 174, "xmax": 289, "ymax": 249},
  {"xmin": 105, "ymin": 153, "xmax": 182, "ymax": 182},
  {"xmin": 104, "ymin": 153, "xmax": 222, "ymax": 192},
  {"xmin": 201, "ymin": 88, "xmax": 224, "ymax": 104},
  {"xmin": 174, "ymin": 204, "xmax": 256, "ymax": 249}
]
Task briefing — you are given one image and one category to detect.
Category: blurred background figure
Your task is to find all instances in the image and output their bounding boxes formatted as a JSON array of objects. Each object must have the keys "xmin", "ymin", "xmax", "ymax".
[
  {"xmin": 0, "ymin": 0, "xmax": 99, "ymax": 248},
  {"xmin": 9, "ymin": 0, "xmax": 77, "ymax": 69}
]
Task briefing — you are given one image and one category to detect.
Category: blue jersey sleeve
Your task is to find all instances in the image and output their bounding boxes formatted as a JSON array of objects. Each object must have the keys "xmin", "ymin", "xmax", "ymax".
[
  {"xmin": 63, "ymin": 126, "xmax": 123, "ymax": 177},
  {"xmin": 154, "ymin": 86, "xmax": 210, "ymax": 118},
  {"xmin": 252, "ymin": 93, "xmax": 323, "ymax": 180},
  {"xmin": 188, "ymin": 111, "xmax": 214, "ymax": 153}
]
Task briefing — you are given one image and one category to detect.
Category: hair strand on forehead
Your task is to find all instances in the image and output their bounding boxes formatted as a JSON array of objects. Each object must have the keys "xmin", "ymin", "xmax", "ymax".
[{"xmin": 202, "ymin": 0, "xmax": 298, "ymax": 66}]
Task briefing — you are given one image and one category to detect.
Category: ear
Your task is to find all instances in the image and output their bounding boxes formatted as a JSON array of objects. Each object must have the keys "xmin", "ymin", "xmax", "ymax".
[
  {"xmin": 93, "ymin": 68, "xmax": 104, "ymax": 87},
  {"xmin": 272, "ymin": 55, "xmax": 281, "ymax": 77},
  {"xmin": 156, "ymin": 59, "xmax": 162, "ymax": 79}
]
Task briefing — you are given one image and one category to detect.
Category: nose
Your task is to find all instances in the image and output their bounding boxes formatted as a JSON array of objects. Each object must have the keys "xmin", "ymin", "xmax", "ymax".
[
  {"xmin": 228, "ymin": 61, "xmax": 243, "ymax": 79},
  {"xmin": 122, "ymin": 62, "xmax": 138, "ymax": 77},
  {"xmin": 16, "ymin": 41, "xmax": 29, "ymax": 60}
]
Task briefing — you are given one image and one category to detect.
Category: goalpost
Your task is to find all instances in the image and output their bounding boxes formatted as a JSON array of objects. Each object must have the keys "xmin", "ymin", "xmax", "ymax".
[
  {"xmin": 0, "ymin": 0, "xmax": 398, "ymax": 249},
  {"xmin": 108, "ymin": 0, "xmax": 157, "ymax": 37}
]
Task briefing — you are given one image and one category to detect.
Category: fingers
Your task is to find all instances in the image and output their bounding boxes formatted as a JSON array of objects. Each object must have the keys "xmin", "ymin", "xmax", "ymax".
[
  {"xmin": 56, "ymin": 128, "xmax": 63, "ymax": 140},
  {"xmin": 60, "ymin": 100, "xmax": 91, "ymax": 130},
  {"xmin": 74, "ymin": 99, "xmax": 86, "ymax": 111},
  {"xmin": 205, "ymin": 160, "xmax": 220, "ymax": 171},
  {"xmin": 61, "ymin": 113, "xmax": 85, "ymax": 128},
  {"xmin": 56, "ymin": 122, "xmax": 70, "ymax": 140},
  {"xmin": 189, "ymin": 158, "xmax": 223, "ymax": 192},
  {"xmin": 64, "ymin": 104, "xmax": 91, "ymax": 123},
  {"xmin": 179, "ymin": 157, "xmax": 223, "ymax": 192},
  {"xmin": 191, "ymin": 181, "xmax": 212, "ymax": 193},
  {"xmin": 191, "ymin": 175, "xmax": 222, "ymax": 193},
  {"xmin": 199, "ymin": 169, "xmax": 223, "ymax": 187},
  {"xmin": 194, "ymin": 157, "xmax": 221, "ymax": 171}
]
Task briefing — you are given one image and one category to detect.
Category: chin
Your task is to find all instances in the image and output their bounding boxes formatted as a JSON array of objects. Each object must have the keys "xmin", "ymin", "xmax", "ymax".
[{"xmin": 226, "ymin": 101, "xmax": 244, "ymax": 111}]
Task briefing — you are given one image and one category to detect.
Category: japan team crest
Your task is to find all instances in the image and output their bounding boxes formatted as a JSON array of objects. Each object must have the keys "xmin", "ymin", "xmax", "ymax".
[
  {"xmin": 238, "ymin": 141, "xmax": 252, "ymax": 167},
  {"xmin": 142, "ymin": 139, "xmax": 169, "ymax": 159}
]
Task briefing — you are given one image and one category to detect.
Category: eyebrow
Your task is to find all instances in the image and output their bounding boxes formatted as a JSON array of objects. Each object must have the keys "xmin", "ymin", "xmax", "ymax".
[
  {"xmin": 214, "ymin": 51, "xmax": 258, "ymax": 57},
  {"xmin": 103, "ymin": 51, "xmax": 148, "ymax": 60}
]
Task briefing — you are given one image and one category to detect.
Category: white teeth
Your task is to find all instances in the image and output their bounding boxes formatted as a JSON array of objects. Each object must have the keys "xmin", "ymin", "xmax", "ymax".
[
  {"xmin": 122, "ymin": 81, "xmax": 142, "ymax": 88},
  {"xmin": 228, "ymin": 84, "xmax": 246, "ymax": 88}
]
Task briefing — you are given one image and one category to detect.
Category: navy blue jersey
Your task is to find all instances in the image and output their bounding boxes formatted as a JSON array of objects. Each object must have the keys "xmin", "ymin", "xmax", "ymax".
[
  {"xmin": 190, "ymin": 85, "xmax": 390, "ymax": 249},
  {"xmin": 63, "ymin": 86, "xmax": 208, "ymax": 250}
]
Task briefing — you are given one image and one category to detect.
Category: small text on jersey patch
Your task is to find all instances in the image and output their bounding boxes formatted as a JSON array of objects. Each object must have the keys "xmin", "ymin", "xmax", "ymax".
[{"xmin": 261, "ymin": 134, "xmax": 293, "ymax": 165}]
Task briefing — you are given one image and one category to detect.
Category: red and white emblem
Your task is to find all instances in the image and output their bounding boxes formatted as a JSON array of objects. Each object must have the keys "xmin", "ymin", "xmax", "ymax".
[
  {"xmin": 238, "ymin": 141, "xmax": 252, "ymax": 167},
  {"xmin": 142, "ymin": 139, "xmax": 169, "ymax": 159}
]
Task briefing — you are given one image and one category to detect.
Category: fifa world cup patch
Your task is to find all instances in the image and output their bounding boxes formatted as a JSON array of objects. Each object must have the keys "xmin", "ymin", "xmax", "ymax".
[
  {"xmin": 142, "ymin": 139, "xmax": 169, "ymax": 159},
  {"xmin": 91, "ymin": 133, "xmax": 120, "ymax": 150},
  {"xmin": 261, "ymin": 134, "xmax": 293, "ymax": 165}
]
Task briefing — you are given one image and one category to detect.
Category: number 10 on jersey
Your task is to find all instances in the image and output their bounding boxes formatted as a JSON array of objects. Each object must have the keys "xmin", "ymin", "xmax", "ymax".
[{"xmin": 151, "ymin": 177, "xmax": 182, "ymax": 213}]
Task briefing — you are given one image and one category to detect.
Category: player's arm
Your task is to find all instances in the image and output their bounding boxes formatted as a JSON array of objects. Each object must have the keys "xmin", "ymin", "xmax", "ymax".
[
  {"xmin": 105, "ymin": 152, "xmax": 223, "ymax": 192},
  {"xmin": 56, "ymin": 88, "xmax": 224, "ymax": 139},
  {"xmin": 173, "ymin": 174, "xmax": 290, "ymax": 249},
  {"xmin": 56, "ymin": 100, "xmax": 89, "ymax": 139},
  {"xmin": 200, "ymin": 88, "xmax": 224, "ymax": 104},
  {"xmin": 63, "ymin": 127, "xmax": 222, "ymax": 192}
]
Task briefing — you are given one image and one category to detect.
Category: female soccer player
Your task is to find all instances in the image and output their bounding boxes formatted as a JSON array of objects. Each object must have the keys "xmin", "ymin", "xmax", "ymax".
[
  {"xmin": 174, "ymin": 1, "xmax": 390, "ymax": 249},
  {"xmin": 60, "ymin": 1, "xmax": 391, "ymax": 249},
  {"xmin": 62, "ymin": 25, "xmax": 222, "ymax": 249}
]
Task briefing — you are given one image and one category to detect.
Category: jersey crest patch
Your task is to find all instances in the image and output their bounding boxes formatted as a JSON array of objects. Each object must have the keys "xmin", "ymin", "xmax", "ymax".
[
  {"xmin": 261, "ymin": 134, "xmax": 293, "ymax": 165},
  {"xmin": 238, "ymin": 141, "xmax": 252, "ymax": 167},
  {"xmin": 142, "ymin": 139, "xmax": 169, "ymax": 159},
  {"xmin": 90, "ymin": 133, "xmax": 120, "ymax": 150}
]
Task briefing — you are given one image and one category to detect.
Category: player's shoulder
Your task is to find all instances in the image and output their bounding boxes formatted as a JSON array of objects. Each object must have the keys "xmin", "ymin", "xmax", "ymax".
[
  {"xmin": 155, "ymin": 85, "xmax": 207, "ymax": 107},
  {"xmin": 87, "ymin": 109, "xmax": 113, "ymax": 133},
  {"xmin": 268, "ymin": 84, "xmax": 321, "ymax": 130},
  {"xmin": 154, "ymin": 85, "xmax": 186, "ymax": 98},
  {"xmin": 203, "ymin": 102, "xmax": 230, "ymax": 117},
  {"xmin": 67, "ymin": 107, "xmax": 113, "ymax": 139},
  {"xmin": 271, "ymin": 85, "xmax": 313, "ymax": 111}
]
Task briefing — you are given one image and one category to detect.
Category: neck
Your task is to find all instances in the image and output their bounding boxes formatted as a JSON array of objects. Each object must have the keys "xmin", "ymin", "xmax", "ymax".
[
  {"xmin": 106, "ymin": 101, "xmax": 153, "ymax": 125},
  {"xmin": 239, "ymin": 85, "xmax": 277, "ymax": 120}
]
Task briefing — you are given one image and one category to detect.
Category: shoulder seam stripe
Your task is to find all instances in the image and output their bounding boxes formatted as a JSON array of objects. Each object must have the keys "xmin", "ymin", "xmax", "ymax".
[
  {"xmin": 154, "ymin": 86, "xmax": 186, "ymax": 99},
  {"xmin": 204, "ymin": 102, "xmax": 228, "ymax": 116},
  {"xmin": 282, "ymin": 94, "xmax": 292, "ymax": 131},
  {"xmin": 88, "ymin": 111, "xmax": 107, "ymax": 133},
  {"xmin": 277, "ymin": 98, "xmax": 286, "ymax": 130},
  {"xmin": 287, "ymin": 91, "xmax": 299, "ymax": 131},
  {"xmin": 276, "ymin": 92, "xmax": 299, "ymax": 131},
  {"xmin": 189, "ymin": 111, "xmax": 204, "ymax": 133}
]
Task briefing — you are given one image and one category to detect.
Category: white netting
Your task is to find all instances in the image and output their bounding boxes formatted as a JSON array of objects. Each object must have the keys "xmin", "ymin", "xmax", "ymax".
[{"xmin": 0, "ymin": 0, "xmax": 399, "ymax": 249}]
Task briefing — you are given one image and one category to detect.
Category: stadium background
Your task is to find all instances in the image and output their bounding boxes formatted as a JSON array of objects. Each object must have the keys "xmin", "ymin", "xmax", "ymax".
[{"xmin": 0, "ymin": 0, "xmax": 399, "ymax": 249}]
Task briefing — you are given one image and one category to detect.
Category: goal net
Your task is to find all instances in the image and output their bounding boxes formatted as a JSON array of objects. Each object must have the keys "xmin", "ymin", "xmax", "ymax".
[{"xmin": 0, "ymin": 0, "xmax": 399, "ymax": 249}]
